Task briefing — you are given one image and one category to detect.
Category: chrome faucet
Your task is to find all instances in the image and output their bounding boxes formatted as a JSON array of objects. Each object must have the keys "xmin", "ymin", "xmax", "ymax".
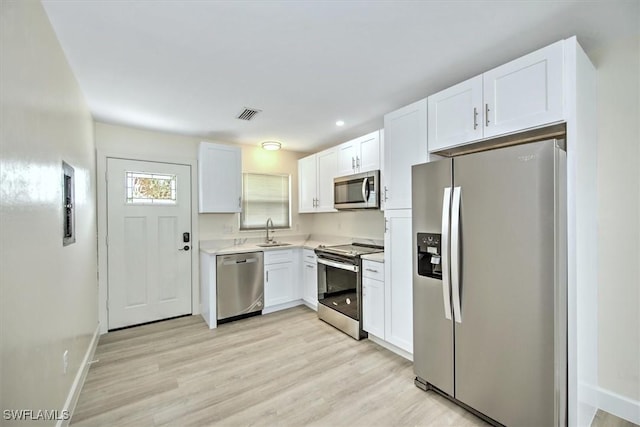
[{"xmin": 265, "ymin": 217, "xmax": 274, "ymax": 243}]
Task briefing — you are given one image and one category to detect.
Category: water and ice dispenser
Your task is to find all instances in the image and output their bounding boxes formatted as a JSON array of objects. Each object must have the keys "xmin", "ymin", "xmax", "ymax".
[{"xmin": 417, "ymin": 233, "xmax": 442, "ymax": 279}]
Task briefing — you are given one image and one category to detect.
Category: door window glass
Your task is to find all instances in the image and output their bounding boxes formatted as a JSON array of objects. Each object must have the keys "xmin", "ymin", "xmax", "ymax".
[{"xmin": 126, "ymin": 171, "xmax": 177, "ymax": 204}]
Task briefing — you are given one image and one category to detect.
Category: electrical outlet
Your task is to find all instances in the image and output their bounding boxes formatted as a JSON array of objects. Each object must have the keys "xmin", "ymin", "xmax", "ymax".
[{"xmin": 63, "ymin": 350, "xmax": 69, "ymax": 374}]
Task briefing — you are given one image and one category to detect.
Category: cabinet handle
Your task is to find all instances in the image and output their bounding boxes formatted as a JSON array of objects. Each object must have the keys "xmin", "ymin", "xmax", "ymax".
[
  {"xmin": 384, "ymin": 218, "xmax": 388, "ymax": 233},
  {"xmin": 266, "ymin": 271, "xmax": 269, "ymax": 282},
  {"xmin": 356, "ymin": 156, "xmax": 360, "ymax": 168},
  {"xmin": 365, "ymin": 268, "xmax": 379, "ymax": 273},
  {"xmin": 238, "ymin": 196, "xmax": 241, "ymax": 208},
  {"xmin": 306, "ymin": 264, "xmax": 314, "ymax": 269},
  {"xmin": 384, "ymin": 186, "xmax": 388, "ymax": 202},
  {"xmin": 473, "ymin": 107, "xmax": 478, "ymax": 130},
  {"xmin": 352, "ymin": 157, "xmax": 355, "ymax": 170},
  {"xmin": 485, "ymin": 103, "xmax": 490, "ymax": 127}
]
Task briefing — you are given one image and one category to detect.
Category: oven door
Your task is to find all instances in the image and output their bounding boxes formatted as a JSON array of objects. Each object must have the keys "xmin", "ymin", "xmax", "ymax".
[
  {"xmin": 334, "ymin": 171, "xmax": 379, "ymax": 210},
  {"xmin": 317, "ymin": 257, "xmax": 360, "ymax": 320}
]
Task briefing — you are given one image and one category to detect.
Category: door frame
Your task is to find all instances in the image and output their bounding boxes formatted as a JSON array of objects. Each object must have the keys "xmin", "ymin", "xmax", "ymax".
[{"xmin": 97, "ymin": 150, "xmax": 200, "ymax": 334}]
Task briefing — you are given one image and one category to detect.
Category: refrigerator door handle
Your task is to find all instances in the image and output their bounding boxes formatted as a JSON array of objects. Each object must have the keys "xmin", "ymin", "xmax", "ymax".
[
  {"xmin": 451, "ymin": 186, "xmax": 462, "ymax": 323},
  {"xmin": 441, "ymin": 187, "xmax": 453, "ymax": 321}
]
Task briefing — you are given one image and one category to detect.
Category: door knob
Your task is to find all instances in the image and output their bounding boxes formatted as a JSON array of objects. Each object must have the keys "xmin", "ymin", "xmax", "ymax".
[{"xmin": 179, "ymin": 245, "xmax": 190, "ymax": 251}]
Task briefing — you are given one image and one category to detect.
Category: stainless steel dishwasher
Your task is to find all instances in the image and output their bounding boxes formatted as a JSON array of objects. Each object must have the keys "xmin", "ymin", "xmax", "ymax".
[{"xmin": 216, "ymin": 251, "xmax": 264, "ymax": 323}]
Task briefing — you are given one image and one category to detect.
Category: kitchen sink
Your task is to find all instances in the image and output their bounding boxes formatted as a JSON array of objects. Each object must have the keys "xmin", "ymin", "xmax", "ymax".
[{"xmin": 256, "ymin": 242, "xmax": 292, "ymax": 248}]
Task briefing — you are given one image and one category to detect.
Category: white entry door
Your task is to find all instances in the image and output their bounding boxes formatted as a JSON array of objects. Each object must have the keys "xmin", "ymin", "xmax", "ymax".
[{"xmin": 107, "ymin": 158, "xmax": 192, "ymax": 330}]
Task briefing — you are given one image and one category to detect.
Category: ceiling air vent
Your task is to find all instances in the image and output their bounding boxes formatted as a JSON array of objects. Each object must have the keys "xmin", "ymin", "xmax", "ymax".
[{"xmin": 236, "ymin": 107, "xmax": 262, "ymax": 121}]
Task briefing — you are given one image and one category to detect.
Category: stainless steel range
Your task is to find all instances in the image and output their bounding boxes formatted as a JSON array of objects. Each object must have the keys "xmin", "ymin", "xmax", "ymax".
[{"xmin": 315, "ymin": 243, "xmax": 383, "ymax": 340}]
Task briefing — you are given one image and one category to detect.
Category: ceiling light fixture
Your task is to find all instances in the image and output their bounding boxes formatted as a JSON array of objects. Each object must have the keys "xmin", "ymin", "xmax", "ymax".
[
  {"xmin": 336, "ymin": 120, "xmax": 345, "ymax": 126},
  {"xmin": 261, "ymin": 141, "xmax": 282, "ymax": 151}
]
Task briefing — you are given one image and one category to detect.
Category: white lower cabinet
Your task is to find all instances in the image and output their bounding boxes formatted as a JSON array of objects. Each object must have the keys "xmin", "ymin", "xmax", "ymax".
[
  {"xmin": 264, "ymin": 249, "xmax": 297, "ymax": 308},
  {"xmin": 302, "ymin": 249, "xmax": 318, "ymax": 308},
  {"xmin": 362, "ymin": 260, "xmax": 385, "ymax": 338},
  {"xmin": 384, "ymin": 209, "xmax": 413, "ymax": 354},
  {"xmin": 200, "ymin": 252, "xmax": 217, "ymax": 328}
]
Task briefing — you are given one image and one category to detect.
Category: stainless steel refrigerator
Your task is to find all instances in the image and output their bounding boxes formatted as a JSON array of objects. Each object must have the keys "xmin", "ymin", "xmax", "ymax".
[{"xmin": 412, "ymin": 139, "xmax": 567, "ymax": 427}]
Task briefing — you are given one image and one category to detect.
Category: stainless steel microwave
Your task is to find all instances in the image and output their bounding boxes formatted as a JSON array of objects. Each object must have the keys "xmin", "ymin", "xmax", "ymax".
[{"xmin": 334, "ymin": 170, "xmax": 380, "ymax": 210}]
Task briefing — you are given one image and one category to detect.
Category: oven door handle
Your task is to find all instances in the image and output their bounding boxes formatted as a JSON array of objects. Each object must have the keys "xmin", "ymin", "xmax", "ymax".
[{"xmin": 317, "ymin": 258, "xmax": 358, "ymax": 272}]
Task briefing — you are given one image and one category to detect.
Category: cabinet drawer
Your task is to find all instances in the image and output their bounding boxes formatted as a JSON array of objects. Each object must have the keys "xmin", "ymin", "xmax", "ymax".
[
  {"xmin": 303, "ymin": 248, "xmax": 317, "ymax": 263},
  {"xmin": 362, "ymin": 260, "xmax": 384, "ymax": 281},
  {"xmin": 264, "ymin": 249, "xmax": 294, "ymax": 265}
]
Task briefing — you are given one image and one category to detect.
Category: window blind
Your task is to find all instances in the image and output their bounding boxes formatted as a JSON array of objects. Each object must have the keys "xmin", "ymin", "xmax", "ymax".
[{"xmin": 240, "ymin": 173, "xmax": 290, "ymax": 230}]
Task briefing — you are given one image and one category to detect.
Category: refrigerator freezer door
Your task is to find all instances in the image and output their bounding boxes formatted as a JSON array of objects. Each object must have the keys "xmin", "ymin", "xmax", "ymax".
[
  {"xmin": 412, "ymin": 159, "xmax": 455, "ymax": 396},
  {"xmin": 453, "ymin": 140, "xmax": 560, "ymax": 426}
]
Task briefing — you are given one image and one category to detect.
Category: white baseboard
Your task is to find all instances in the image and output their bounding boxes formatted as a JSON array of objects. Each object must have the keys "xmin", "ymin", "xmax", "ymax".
[
  {"xmin": 597, "ymin": 385, "xmax": 640, "ymax": 425},
  {"xmin": 577, "ymin": 382, "xmax": 598, "ymax": 427},
  {"xmin": 262, "ymin": 299, "xmax": 304, "ymax": 314},
  {"xmin": 301, "ymin": 299, "xmax": 317, "ymax": 311},
  {"xmin": 367, "ymin": 334, "xmax": 413, "ymax": 362},
  {"xmin": 57, "ymin": 324, "xmax": 100, "ymax": 427}
]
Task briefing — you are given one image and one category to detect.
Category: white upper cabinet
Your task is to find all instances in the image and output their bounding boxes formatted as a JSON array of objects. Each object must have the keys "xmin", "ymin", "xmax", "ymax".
[
  {"xmin": 428, "ymin": 40, "xmax": 565, "ymax": 152},
  {"xmin": 316, "ymin": 148, "xmax": 338, "ymax": 211},
  {"xmin": 337, "ymin": 141, "xmax": 358, "ymax": 177},
  {"xmin": 383, "ymin": 99, "xmax": 428, "ymax": 210},
  {"xmin": 298, "ymin": 147, "xmax": 337, "ymax": 213},
  {"xmin": 298, "ymin": 154, "xmax": 317, "ymax": 213},
  {"xmin": 336, "ymin": 130, "xmax": 380, "ymax": 177},
  {"xmin": 483, "ymin": 40, "xmax": 564, "ymax": 138},
  {"xmin": 428, "ymin": 76, "xmax": 483, "ymax": 152},
  {"xmin": 198, "ymin": 142, "xmax": 242, "ymax": 213}
]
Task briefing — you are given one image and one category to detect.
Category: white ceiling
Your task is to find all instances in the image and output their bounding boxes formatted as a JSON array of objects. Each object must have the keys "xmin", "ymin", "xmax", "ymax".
[{"xmin": 42, "ymin": 0, "xmax": 639, "ymax": 153}]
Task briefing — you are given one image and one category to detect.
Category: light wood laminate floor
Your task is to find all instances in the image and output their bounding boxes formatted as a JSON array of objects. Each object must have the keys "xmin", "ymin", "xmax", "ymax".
[{"xmin": 72, "ymin": 306, "xmax": 488, "ymax": 426}]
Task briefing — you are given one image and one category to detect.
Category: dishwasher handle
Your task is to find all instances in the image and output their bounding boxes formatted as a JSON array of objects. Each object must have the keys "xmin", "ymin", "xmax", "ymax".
[{"xmin": 222, "ymin": 256, "xmax": 259, "ymax": 266}]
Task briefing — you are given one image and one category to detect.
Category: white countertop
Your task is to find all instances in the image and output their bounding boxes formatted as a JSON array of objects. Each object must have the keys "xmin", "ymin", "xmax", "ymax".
[
  {"xmin": 361, "ymin": 252, "xmax": 384, "ymax": 263},
  {"xmin": 199, "ymin": 234, "xmax": 381, "ymax": 256},
  {"xmin": 199, "ymin": 237, "xmax": 342, "ymax": 256}
]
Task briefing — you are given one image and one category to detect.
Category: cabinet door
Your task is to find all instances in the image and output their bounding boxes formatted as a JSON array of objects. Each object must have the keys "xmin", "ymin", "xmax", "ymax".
[
  {"xmin": 428, "ymin": 76, "xmax": 483, "ymax": 152},
  {"xmin": 198, "ymin": 142, "xmax": 242, "ymax": 213},
  {"xmin": 264, "ymin": 262, "xmax": 294, "ymax": 307},
  {"xmin": 298, "ymin": 154, "xmax": 317, "ymax": 213},
  {"xmin": 336, "ymin": 141, "xmax": 357, "ymax": 177},
  {"xmin": 315, "ymin": 147, "xmax": 338, "ymax": 212},
  {"xmin": 383, "ymin": 99, "xmax": 428, "ymax": 210},
  {"xmin": 483, "ymin": 40, "xmax": 564, "ymax": 138},
  {"xmin": 384, "ymin": 209, "xmax": 413, "ymax": 353},
  {"xmin": 363, "ymin": 277, "xmax": 385, "ymax": 338},
  {"xmin": 357, "ymin": 130, "xmax": 380, "ymax": 173},
  {"xmin": 303, "ymin": 261, "xmax": 318, "ymax": 308}
]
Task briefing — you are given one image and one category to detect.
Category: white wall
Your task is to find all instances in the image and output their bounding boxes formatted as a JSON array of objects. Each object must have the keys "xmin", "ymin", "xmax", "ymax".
[
  {"xmin": 590, "ymin": 34, "xmax": 640, "ymax": 409},
  {"xmin": 309, "ymin": 211, "xmax": 384, "ymax": 241},
  {"xmin": 0, "ymin": 0, "xmax": 98, "ymax": 420},
  {"xmin": 94, "ymin": 122, "xmax": 314, "ymax": 241}
]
